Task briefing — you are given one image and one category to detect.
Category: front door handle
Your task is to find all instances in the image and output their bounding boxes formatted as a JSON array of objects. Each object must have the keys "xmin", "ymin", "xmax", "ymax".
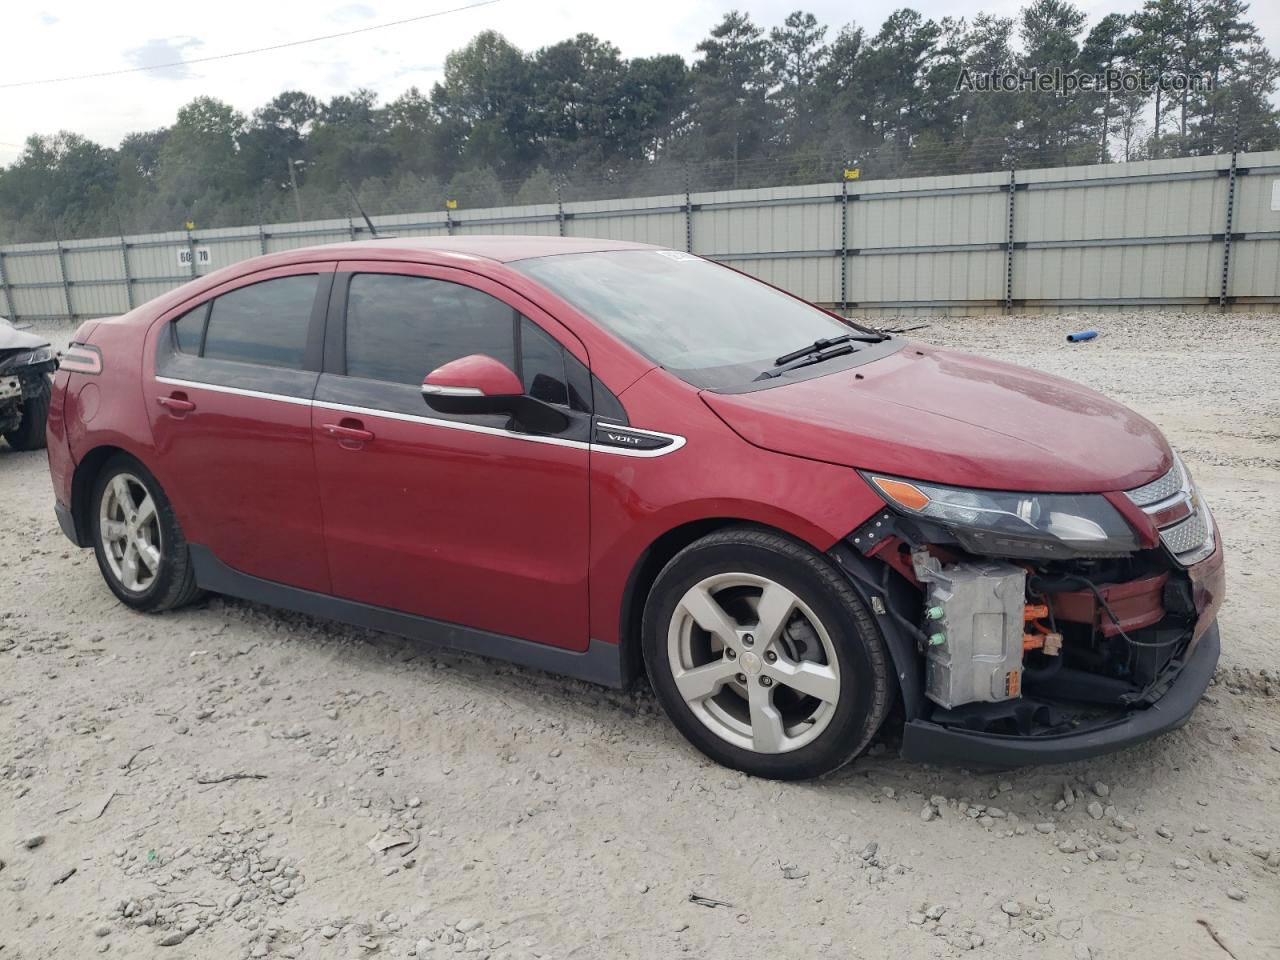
[
  {"xmin": 322, "ymin": 420, "xmax": 375, "ymax": 444},
  {"xmin": 157, "ymin": 394, "xmax": 196, "ymax": 414}
]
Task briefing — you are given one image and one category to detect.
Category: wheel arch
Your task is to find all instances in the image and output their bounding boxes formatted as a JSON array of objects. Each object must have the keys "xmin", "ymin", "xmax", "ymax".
[
  {"xmin": 68, "ymin": 444, "xmax": 131, "ymax": 547},
  {"xmin": 617, "ymin": 517, "xmax": 820, "ymax": 688}
]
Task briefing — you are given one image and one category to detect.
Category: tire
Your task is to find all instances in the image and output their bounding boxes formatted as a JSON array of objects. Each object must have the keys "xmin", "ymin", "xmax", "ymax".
[
  {"xmin": 90, "ymin": 454, "xmax": 203, "ymax": 612},
  {"xmin": 3, "ymin": 376, "xmax": 50, "ymax": 451},
  {"xmin": 642, "ymin": 526, "xmax": 892, "ymax": 780}
]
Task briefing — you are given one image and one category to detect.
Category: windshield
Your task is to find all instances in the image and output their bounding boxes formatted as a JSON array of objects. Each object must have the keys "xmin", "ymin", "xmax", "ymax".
[{"xmin": 513, "ymin": 250, "xmax": 866, "ymax": 389}]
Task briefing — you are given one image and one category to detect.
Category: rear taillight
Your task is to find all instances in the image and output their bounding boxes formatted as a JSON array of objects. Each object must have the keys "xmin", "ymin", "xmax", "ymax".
[{"xmin": 60, "ymin": 343, "xmax": 103, "ymax": 375}]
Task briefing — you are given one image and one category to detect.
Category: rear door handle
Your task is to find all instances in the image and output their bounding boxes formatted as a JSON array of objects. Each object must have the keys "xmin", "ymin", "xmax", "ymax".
[
  {"xmin": 322, "ymin": 421, "xmax": 375, "ymax": 443},
  {"xmin": 157, "ymin": 394, "xmax": 196, "ymax": 413}
]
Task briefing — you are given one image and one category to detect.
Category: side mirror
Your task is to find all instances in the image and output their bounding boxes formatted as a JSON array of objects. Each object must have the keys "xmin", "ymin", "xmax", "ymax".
[
  {"xmin": 422, "ymin": 354, "xmax": 523, "ymax": 412},
  {"xmin": 422, "ymin": 354, "xmax": 569, "ymax": 434}
]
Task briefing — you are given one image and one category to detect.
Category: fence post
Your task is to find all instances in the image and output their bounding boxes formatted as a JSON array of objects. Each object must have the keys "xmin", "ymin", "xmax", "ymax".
[
  {"xmin": 840, "ymin": 165, "xmax": 849, "ymax": 314},
  {"xmin": 1004, "ymin": 167, "xmax": 1017, "ymax": 314},
  {"xmin": 684, "ymin": 165, "xmax": 693, "ymax": 253},
  {"xmin": 118, "ymin": 234, "xmax": 135, "ymax": 310},
  {"xmin": 0, "ymin": 248, "xmax": 15, "ymax": 324},
  {"xmin": 1219, "ymin": 118, "xmax": 1240, "ymax": 313},
  {"xmin": 54, "ymin": 233, "xmax": 74, "ymax": 323},
  {"xmin": 185, "ymin": 229, "xmax": 197, "ymax": 279},
  {"xmin": 258, "ymin": 221, "xmax": 268, "ymax": 256},
  {"xmin": 556, "ymin": 181, "xmax": 565, "ymax": 238}
]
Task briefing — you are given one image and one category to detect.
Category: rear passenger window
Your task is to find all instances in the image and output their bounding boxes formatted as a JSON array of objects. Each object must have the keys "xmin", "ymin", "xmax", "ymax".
[
  {"xmin": 171, "ymin": 304, "xmax": 206, "ymax": 354},
  {"xmin": 201, "ymin": 275, "xmax": 318, "ymax": 369},
  {"xmin": 346, "ymin": 274, "xmax": 516, "ymax": 385}
]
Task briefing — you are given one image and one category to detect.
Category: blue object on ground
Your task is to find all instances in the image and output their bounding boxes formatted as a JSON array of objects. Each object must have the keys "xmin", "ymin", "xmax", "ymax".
[{"xmin": 1066, "ymin": 330, "xmax": 1098, "ymax": 343}]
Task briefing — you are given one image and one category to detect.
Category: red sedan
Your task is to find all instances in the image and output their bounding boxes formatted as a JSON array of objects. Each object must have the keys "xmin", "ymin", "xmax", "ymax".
[{"xmin": 47, "ymin": 237, "xmax": 1224, "ymax": 779}]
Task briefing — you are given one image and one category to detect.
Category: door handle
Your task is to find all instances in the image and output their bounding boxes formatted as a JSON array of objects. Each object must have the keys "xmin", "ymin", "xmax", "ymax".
[
  {"xmin": 157, "ymin": 394, "xmax": 196, "ymax": 414},
  {"xmin": 322, "ymin": 421, "xmax": 375, "ymax": 443}
]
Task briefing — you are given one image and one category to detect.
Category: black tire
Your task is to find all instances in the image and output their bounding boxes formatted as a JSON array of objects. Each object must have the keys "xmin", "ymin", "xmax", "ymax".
[
  {"xmin": 90, "ymin": 453, "xmax": 203, "ymax": 612},
  {"xmin": 642, "ymin": 526, "xmax": 893, "ymax": 780},
  {"xmin": 3, "ymin": 376, "xmax": 50, "ymax": 451}
]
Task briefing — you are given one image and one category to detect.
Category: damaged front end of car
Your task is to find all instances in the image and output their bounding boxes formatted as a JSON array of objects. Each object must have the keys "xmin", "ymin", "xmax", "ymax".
[
  {"xmin": 0, "ymin": 318, "xmax": 58, "ymax": 439},
  {"xmin": 830, "ymin": 456, "xmax": 1224, "ymax": 766}
]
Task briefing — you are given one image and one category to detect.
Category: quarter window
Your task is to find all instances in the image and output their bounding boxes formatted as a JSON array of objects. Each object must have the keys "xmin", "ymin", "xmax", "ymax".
[
  {"xmin": 171, "ymin": 304, "xmax": 207, "ymax": 355},
  {"xmin": 346, "ymin": 274, "xmax": 517, "ymax": 385},
  {"xmin": 520, "ymin": 317, "xmax": 569, "ymax": 407},
  {"xmin": 200, "ymin": 274, "xmax": 318, "ymax": 369}
]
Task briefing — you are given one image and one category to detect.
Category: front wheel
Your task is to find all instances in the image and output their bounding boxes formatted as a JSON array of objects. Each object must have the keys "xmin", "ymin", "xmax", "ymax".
[
  {"xmin": 642, "ymin": 527, "xmax": 893, "ymax": 780},
  {"xmin": 90, "ymin": 454, "xmax": 203, "ymax": 612}
]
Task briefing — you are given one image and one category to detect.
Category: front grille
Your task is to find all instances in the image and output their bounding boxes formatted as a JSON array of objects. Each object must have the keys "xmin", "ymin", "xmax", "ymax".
[
  {"xmin": 1125, "ymin": 458, "xmax": 1215, "ymax": 566},
  {"xmin": 1160, "ymin": 509, "xmax": 1208, "ymax": 556},
  {"xmin": 1127, "ymin": 464, "xmax": 1183, "ymax": 506}
]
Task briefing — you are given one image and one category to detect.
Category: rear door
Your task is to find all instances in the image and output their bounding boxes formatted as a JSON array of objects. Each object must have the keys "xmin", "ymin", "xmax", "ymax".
[
  {"xmin": 310, "ymin": 261, "xmax": 592, "ymax": 650},
  {"xmin": 144, "ymin": 264, "xmax": 335, "ymax": 592}
]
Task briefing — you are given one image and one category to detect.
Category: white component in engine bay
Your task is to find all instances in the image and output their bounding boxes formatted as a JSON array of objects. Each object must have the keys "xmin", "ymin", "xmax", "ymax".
[{"xmin": 912, "ymin": 550, "xmax": 1026, "ymax": 709}]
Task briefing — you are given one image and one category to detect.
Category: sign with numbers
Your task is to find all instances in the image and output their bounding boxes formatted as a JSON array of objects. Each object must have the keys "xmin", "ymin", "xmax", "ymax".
[{"xmin": 177, "ymin": 248, "xmax": 212, "ymax": 267}]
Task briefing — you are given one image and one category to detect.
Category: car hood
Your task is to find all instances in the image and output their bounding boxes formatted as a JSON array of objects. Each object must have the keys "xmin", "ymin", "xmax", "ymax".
[
  {"xmin": 0, "ymin": 320, "xmax": 49, "ymax": 352},
  {"xmin": 700, "ymin": 344, "xmax": 1172, "ymax": 493}
]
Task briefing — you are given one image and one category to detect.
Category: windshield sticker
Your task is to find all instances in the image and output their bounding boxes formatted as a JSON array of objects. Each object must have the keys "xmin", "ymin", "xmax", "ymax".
[{"xmin": 656, "ymin": 250, "xmax": 698, "ymax": 262}]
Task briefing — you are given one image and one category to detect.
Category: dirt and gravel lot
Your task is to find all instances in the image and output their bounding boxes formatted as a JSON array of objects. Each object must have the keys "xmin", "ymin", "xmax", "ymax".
[{"xmin": 1, "ymin": 312, "xmax": 1277, "ymax": 960}]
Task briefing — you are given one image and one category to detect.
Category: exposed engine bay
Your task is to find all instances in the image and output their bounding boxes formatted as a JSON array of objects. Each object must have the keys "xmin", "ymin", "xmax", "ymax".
[{"xmin": 838, "ymin": 457, "xmax": 1224, "ymax": 751}]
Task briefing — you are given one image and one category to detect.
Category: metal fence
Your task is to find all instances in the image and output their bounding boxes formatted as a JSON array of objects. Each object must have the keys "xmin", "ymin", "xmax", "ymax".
[{"xmin": 2, "ymin": 148, "xmax": 1278, "ymax": 324}]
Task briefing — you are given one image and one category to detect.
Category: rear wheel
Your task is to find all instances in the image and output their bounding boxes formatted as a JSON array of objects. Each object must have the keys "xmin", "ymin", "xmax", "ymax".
[
  {"xmin": 3, "ymin": 376, "xmax": 50, "ymax": 451},
  {"xmin": 90, "ymin": 455, "xmax": 203, "ymax": 612},
  {"xmin": 643, "ymin": 527, "xmax": 892, "ymax": 780}
]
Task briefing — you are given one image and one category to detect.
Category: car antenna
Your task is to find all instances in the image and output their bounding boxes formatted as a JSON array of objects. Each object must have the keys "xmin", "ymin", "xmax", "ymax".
[{"xmin": 343, "ymin": 181, "xmax": 393, "ymax": 240}]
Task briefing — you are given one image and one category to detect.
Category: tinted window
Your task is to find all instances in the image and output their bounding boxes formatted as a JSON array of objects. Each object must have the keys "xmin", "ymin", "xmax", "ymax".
[
  {"xmin": 520, "ymin": 317, "xmax": 569, "ymax": 407},
  {"xmin": 202, "ymin": 275, "xmax": 317, "ymax": 369},
  {"xmin": 171, "ymin": 304, "xmax": 206, "ymax": 354},
  {"xmin": 346, "ymin": 274, "xmax": 517, "ymax": 385}
]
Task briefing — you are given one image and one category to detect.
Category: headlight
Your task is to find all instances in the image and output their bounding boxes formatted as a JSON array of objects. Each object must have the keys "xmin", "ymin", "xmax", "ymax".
[
  {"xmin": 0, "ymin": 345, "xmax": 55, "ymax": 373},
  {"xmin": 863, "ymin": 472, "xmax": 1139, "ymax": 559}
]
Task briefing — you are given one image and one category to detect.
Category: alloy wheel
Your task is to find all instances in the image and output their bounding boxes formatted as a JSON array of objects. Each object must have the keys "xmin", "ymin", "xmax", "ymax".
[
  {"xmin": 666, "ymin": 572, "xmax": 842, "ymax": 754},
  {"xmin": 99, "ymin": 472, "xmax": 163, "ymax": 593}
]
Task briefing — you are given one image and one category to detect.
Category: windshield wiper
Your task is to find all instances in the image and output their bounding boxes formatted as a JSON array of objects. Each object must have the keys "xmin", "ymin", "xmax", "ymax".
[
  {"xmin": 773, "ymin": 332, "xmax": 886, "ymax": 367},
  {"xmin": 755, "ymin": 342, "xmax": 856, "ymax": 380}
]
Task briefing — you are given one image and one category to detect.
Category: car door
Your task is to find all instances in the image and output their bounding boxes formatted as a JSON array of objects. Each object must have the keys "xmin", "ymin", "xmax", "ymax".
[
  {"xmin": 144, "ymin": 264, "xmax": 335, "ymax": 593},
  {"xmin": 310, "ymin": 261, "xmax": 592, "ymax": 650}
]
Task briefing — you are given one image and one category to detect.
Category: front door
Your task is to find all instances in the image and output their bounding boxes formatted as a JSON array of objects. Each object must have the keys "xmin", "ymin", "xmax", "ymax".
[
  {"xmin": 144, "ymin": 265, "xmax": 334, "ymax": 593},
  {"xmin": 310, "ymin": 262, "xmax": 592, "ymax": 650}
]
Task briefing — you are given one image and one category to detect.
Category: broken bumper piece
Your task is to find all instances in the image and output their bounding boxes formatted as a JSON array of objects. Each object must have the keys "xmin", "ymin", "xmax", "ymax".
[{"xmin": 899, "ymin": 620, "xmax": 1219, "ymax": 768}]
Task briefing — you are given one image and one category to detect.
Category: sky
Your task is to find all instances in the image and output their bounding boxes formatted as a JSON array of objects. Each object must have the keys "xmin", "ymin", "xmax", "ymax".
[{"xmin": 3, "ymin": 0, "xmax": 1278, "ymax": 167}]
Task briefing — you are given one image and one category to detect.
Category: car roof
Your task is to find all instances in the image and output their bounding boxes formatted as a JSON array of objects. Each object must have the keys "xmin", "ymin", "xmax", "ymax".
[{"xmin": 281, "ymin": 235, "xmax": 662, "ymax": 265}]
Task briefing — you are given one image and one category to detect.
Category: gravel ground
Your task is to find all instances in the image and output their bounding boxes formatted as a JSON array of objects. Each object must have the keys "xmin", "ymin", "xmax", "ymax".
[{"xmin": 1, "ymin": 312, "xmax": 1277, "ymax": 960}]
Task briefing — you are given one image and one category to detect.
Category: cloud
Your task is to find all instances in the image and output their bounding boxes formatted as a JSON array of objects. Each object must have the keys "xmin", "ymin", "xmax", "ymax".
[
  {"xmin": 40, "ymin": 12, "xmax": 59, "ymax": 25},
  {"xmin": 124, "ymin": 36, "xmax": 204, "ymax": 81},
  {"xmin": 334, "ymin": 3, "xmax": 376, "ymax": 20}
]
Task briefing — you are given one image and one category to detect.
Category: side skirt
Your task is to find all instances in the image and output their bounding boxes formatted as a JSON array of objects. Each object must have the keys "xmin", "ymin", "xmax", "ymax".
[{"xmin": 189, "ymin": 544, "xmax": 624, "ymax": 688}]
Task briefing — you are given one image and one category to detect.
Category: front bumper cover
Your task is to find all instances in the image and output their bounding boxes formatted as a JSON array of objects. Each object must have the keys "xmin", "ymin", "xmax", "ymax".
[{"xmin": 900, "ymin": 620, "xmax": 1220, "ymax": 767}]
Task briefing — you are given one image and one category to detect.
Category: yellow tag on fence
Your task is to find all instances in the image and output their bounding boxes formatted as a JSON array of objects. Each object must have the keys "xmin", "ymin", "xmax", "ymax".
[
  {"xmin": 843, "ymin": 169, "xmax": 861, "ymax": 181},
  {"xmin": 445, "ymin": 199, "xmax": 458, "ymax": 210}
]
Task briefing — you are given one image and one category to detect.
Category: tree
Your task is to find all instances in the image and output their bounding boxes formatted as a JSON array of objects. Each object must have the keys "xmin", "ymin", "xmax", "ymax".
[
  {"xmin": 1016, "ymin": 0, "xmax": 1089, "ymax": 162},
  {"xmin": 430, "ymin": 31, "xmax": 539, "ymax": 177},
  {"xmin": 769, "ymin": 11, "xmax": 829, "ymax": 146},
  {"xmin": 2, "ymin": 4, "xmax": 1278, "ymax": 244},
  {"xmin": 686, "ymin": 11, "xmax": 777, "ymax": 182},
  {"xmin": 1081, "ymin": 14, "xmax": 1132, "ymax": 160}
]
